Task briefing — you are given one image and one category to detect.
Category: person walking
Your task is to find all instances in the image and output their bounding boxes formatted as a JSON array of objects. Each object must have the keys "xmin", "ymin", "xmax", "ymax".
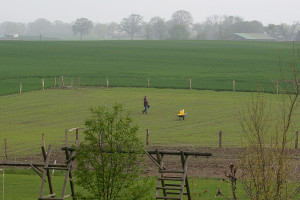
[{"xmin": 143, "ymin": 96, "xmax": 150, "ymax": 114}]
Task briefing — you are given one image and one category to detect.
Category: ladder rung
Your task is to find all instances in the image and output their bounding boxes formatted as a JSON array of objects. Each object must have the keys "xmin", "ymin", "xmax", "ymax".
[
  {"xmin": 161, "ymin": 176, "xmax": 183, "ymax": 179},
  {"xmin": 156, "ymin": 186, "xmax": 182, "ymax": 190},
  {"xmin": 158, "ymin": 177, "xmax": 183, "ymax": 181},
  {"xmin": 166, "ymin": 192, "xmax": 180, "ymax": 195},
  {"xmin": 44, "ymin": 167, "xmax": 68, "ymax": 170},
  {"xmin": 156, "ymin": 197, "xmax": 181, "ymax": 200},
  {"xmin": 165, "ymin": 184, "xmax": 182, "ymax": 187},
  {"xmin": 159, "ymin": 170, "xmax": 184, "ymax": 173}
]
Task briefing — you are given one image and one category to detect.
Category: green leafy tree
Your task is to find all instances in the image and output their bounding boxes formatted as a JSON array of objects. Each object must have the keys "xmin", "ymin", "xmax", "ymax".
[
  {"xmin": 75, "ymin": 104, "xmax": 152, "ymax": 200},
  {"xmin": 72, "ymin": 18, "xmax": 93, "ymax": 40}
]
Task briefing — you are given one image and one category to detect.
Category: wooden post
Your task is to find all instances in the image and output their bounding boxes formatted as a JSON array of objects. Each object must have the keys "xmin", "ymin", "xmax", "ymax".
[
  {"xmin": 4, "ymin": 139, "xmax": 7, "ymax": 159},
  {"xmin": 106, "ymin": 76, "xmax": 109, "ymax": 88},
  {"xmin": 146, "ymin": 129, "xmax": 149, "ymax": 145},
  {"xmin": 190, "ymin": 78, "xmax": 192, "ymax": 90},
  {"xmin": 77, "ymin": 77, "xmax": 80, "ymax": 88},
  {"xmin": 65, "ymin": 129, "xmax": 68, "ymax": 147},
  {"xmin": 276, "ymin": 81, "xmax": 279, "ymax": 95},
  {"xmin": 76, "ymin": 128, "xmax": 79, "ymax": 145},
  {"xmin": 148, "ymin": 77, "xmax": 150, "ymax": 88},
  {"xmin": 20, "ymin": 81, "xmax": 22, "ymax": 95},
  {"xmin": 54, "ymin": 77, "xmax": 56, "ymax": 89},
  {"xmin": 219, "ymin": 131, "xmax": 222, "ymax": 148},
  {"xmin": 42, "ymin": 79, "xmax": 45, "ymax": 90},
  {"xmin": 61, "ymin": 76, "xmax": 64, "ymax": 88},
  {"xmin": 295, "ymin": 131, "xmax": 299, "ymax": 149},
  {"xmin": 42, "ymin": 133, "xmax": 45, "ymax": 148},
  {"xmin": 233, "ymin": 80, "xmax": 235, "ymax": 92}
]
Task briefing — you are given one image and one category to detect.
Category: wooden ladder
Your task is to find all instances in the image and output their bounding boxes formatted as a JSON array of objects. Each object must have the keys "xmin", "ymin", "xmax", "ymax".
[
  {"xmin": 38, "ymin": 145, "xmax": 76, "ymax": 200},
  {"xmin": 147, "ymin": 150, "xmax": 192, "ymax": 200}
]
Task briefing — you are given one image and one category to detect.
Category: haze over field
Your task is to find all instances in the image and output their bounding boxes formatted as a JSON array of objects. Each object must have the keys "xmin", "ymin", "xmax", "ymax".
[{"xmin": 1, "ymin": 0, "xmax": 299, "ymax": 24}]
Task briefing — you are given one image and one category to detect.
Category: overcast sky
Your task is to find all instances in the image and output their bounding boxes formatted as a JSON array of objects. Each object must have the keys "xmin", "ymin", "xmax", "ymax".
[{"xmin": 1, "ymin": 0, "xmax": 299, "ymax": 25}]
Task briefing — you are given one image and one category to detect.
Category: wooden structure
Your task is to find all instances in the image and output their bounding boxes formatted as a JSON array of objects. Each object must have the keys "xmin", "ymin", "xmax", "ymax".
[
  {"xmin": 0, "ymin": 145, "xmax": 76, "ymax": 200},
  {"xmin": 146, "ymin": 150, "xmax": 212, "ymax": 200}
]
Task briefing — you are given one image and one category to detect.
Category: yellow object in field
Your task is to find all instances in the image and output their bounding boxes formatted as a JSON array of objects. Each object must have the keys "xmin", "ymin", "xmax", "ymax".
[{"xmin": 178, "ymin": 109, "xmax": 184, "ymax": 116}]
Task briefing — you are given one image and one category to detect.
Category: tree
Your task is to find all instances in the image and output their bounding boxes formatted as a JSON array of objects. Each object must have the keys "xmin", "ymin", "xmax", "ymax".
[
  {"xmin": 75, "ymin": 104, "xmax": 152, "ymax": 200},
  {"xmin": 119, "ymin": 14, "xmax": 143, "ymax": 39},
  {"xmin": 149, "ymin": 16, "xmax": 167, "ymax": 40},
  {"xmin": 168, "ymin": 24, "xmax": 189, "ymax": 40},
  {"xmin": 278, "ymin": 22, "xmax": 299, "ymax": 41},
  {"xmin": 28, "ymin": 18, "xmax": 53, "ymax": 36},
  {"xmin": 52, "ymin": 20, "xmax": 72, "ymax": 37},
  {"xmin": 0, "ymin": 21, "xmax": 27, "ymax": 35},
  {"xmin": 72, "ymin": 18, "xmax": 93, "ymax": 40},
  {"xmin": 171, "ymin": 10, "xmax": 193, "ymax": 30},
  {"xmin": 142, "ymin": 22, "xmax": 152, "ymax": 40},
  {"xmin": 217, "ymin": 46, "xmax": 300, "ymax": 200}
]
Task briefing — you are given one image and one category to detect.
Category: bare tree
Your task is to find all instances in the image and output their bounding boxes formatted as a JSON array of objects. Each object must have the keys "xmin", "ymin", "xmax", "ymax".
[
  {"xmin": 171, "ymin": 10, "xmax": 193, "ymax": 30},
  {"xmin": 72, "ymin": 18, "xmax": 93, "ymax": 40},
  {"xmin": 217, "ymin": 46, "xmax": 300, "ymax": 200},
  {"xmin": 119, "ymin": 14, "xmax": 143, "ymax": 40},
  {"xmin": 149, "ymin": 16, "xmax": 167, "ymax": 40},
  {"xmin": 278, "ymin": 22, "xmax": 299, "ymax": 41}
]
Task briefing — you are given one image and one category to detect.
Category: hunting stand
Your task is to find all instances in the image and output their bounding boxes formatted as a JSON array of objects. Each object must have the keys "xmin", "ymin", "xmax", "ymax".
[
  {"xmin": 0, "ymin": 145, "xmax": 76, "ymax": 200},
  {"xmin": 146, "ymin": 150, "xmax": 212, "ymax": 200}
]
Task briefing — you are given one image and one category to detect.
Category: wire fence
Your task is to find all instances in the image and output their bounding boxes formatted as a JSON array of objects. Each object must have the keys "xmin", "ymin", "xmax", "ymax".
[{"xmin": 4, "ymin": 75, "xmax": 281, "ymax": 96}]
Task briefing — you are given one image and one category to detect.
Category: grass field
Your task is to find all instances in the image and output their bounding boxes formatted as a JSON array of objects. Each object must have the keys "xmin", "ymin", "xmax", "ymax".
[
  {"xmin": 0, "ymin": 40, "xmax": 298, "ymax": 96},
  {"xmin": 1, "ymin": 87, "xmax": 299, "ymax": 157}
]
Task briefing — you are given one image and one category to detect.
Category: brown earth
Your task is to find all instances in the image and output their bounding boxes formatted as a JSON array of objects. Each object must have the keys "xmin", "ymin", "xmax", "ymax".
[{"xmin": 3, "ymin": 146, "xmax": 300, "ymax": 180}]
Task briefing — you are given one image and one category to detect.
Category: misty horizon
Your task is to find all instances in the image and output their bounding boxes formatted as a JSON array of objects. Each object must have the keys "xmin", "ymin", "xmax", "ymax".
[{"xmin": 1, "ymin": 0, "xmax": 299, "ymax": 25}]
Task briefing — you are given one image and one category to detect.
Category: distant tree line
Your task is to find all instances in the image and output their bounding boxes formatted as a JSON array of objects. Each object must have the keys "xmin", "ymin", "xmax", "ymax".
[{"xmin": 0, "ymin": 10, "xmax": 299, "ymax": 41}]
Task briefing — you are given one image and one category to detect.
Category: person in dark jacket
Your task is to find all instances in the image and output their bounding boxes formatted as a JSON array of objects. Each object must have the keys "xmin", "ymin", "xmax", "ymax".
[{"xmin": 143, "ymin": 96, "xmax": 150, "ymax": 114}]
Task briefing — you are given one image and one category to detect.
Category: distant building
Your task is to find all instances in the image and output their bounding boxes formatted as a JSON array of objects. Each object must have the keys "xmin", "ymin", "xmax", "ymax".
[
  {"xmin": 233, "ymin": 33, "xmax": 276, "ymax": 41},
  {"xmin": 3, "ymin": 34, "xmax": 19, "ymax": 39}
]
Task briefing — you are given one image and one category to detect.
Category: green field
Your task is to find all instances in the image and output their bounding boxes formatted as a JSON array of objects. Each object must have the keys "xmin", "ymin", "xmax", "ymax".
[
  {"xmin": 0, "ymin": 87, "xmax": 299, "ymax": 157},
  {"xmin": 0, "ymin": 40, "xmax": 298, "ymax": 96}
]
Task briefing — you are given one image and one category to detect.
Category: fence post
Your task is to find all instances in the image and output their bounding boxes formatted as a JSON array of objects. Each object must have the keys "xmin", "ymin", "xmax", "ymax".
[
  {"xmin": 54, "ymin": 77, "xmax": 56, "ymax": 89},
  {"xmin": 65, "ymin": 129, "xmax": 68, "ymax": 147},
  {"xmin": 42, "ymin": 133, "xmax": 45, "ymax": 148},
  {"xmin": 4, "ymin": 139, "xmax": 7, "ymax": 159},
  {"xmin": 146, "ymin": 129, "xmax": 149, "ymax": 146},
  {"xmin": 190, "ymin": 78, "xmax": 192, "ymax": 90},
  {"xmin": 295, "ymin": 131, "xmax": 299, "ymax": 149},
  {"xmin": 106, "ymin": 76, "xmax": 109, "ymax": 88},
  {"xmin": 61, "ymin": 76, "xmax": 64, "ymax": 88},
  {"xmin": 20, "ymin": 81, "xmax": 22, "ymax": 95},
  {"xmin": 233, "ymin": 80, "xmax": 235, "ymax": 92},
  {"xmin": 219, "ymin": 131, "xmax": 222, "ymax": 148},
  {"xmin": 148, "ymin": 77, "xmax": 150, "ymax": 88},
  {"xmin": 42, "ymin": 79, "xmax": 44, "ymax": 90},
  {"xmin": 276, "ymin": 81, "xmax": 279, "ymax": 95},
  {"xmin": 76, "ymin": 128, "xmax": 79, "ymax": 145}
]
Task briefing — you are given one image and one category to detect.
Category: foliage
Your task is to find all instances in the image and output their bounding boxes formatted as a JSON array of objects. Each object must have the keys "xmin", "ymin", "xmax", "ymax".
[
  {"xmin": 171, "ymin": 10, "xmax": 193, "ymax": 30},
  {"xmin": 75, "ymin": 104, "xmax": 151, "ymax": 200},
  {"xmin": 168, "ymin": 24, "xmax": 189, "ymax": 40},
  {"xmin": 119, "ymin": 14, "xmax": 143, "ymax": 39},
  {"xmin": 72, "ymin": 18, "xmax": 93, "ymax": 40}
]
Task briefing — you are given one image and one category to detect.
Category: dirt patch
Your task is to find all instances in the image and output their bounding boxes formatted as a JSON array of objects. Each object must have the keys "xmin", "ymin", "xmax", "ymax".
[{"xmin": 3, "ymin": 146, "xmax": 300, "ymax": 180}]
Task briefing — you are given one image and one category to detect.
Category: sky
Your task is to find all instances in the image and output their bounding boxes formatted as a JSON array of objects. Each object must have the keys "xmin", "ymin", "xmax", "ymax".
[{"xmin": 1, "ymin": 0, "xmax": 299, "ymax": 25}]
